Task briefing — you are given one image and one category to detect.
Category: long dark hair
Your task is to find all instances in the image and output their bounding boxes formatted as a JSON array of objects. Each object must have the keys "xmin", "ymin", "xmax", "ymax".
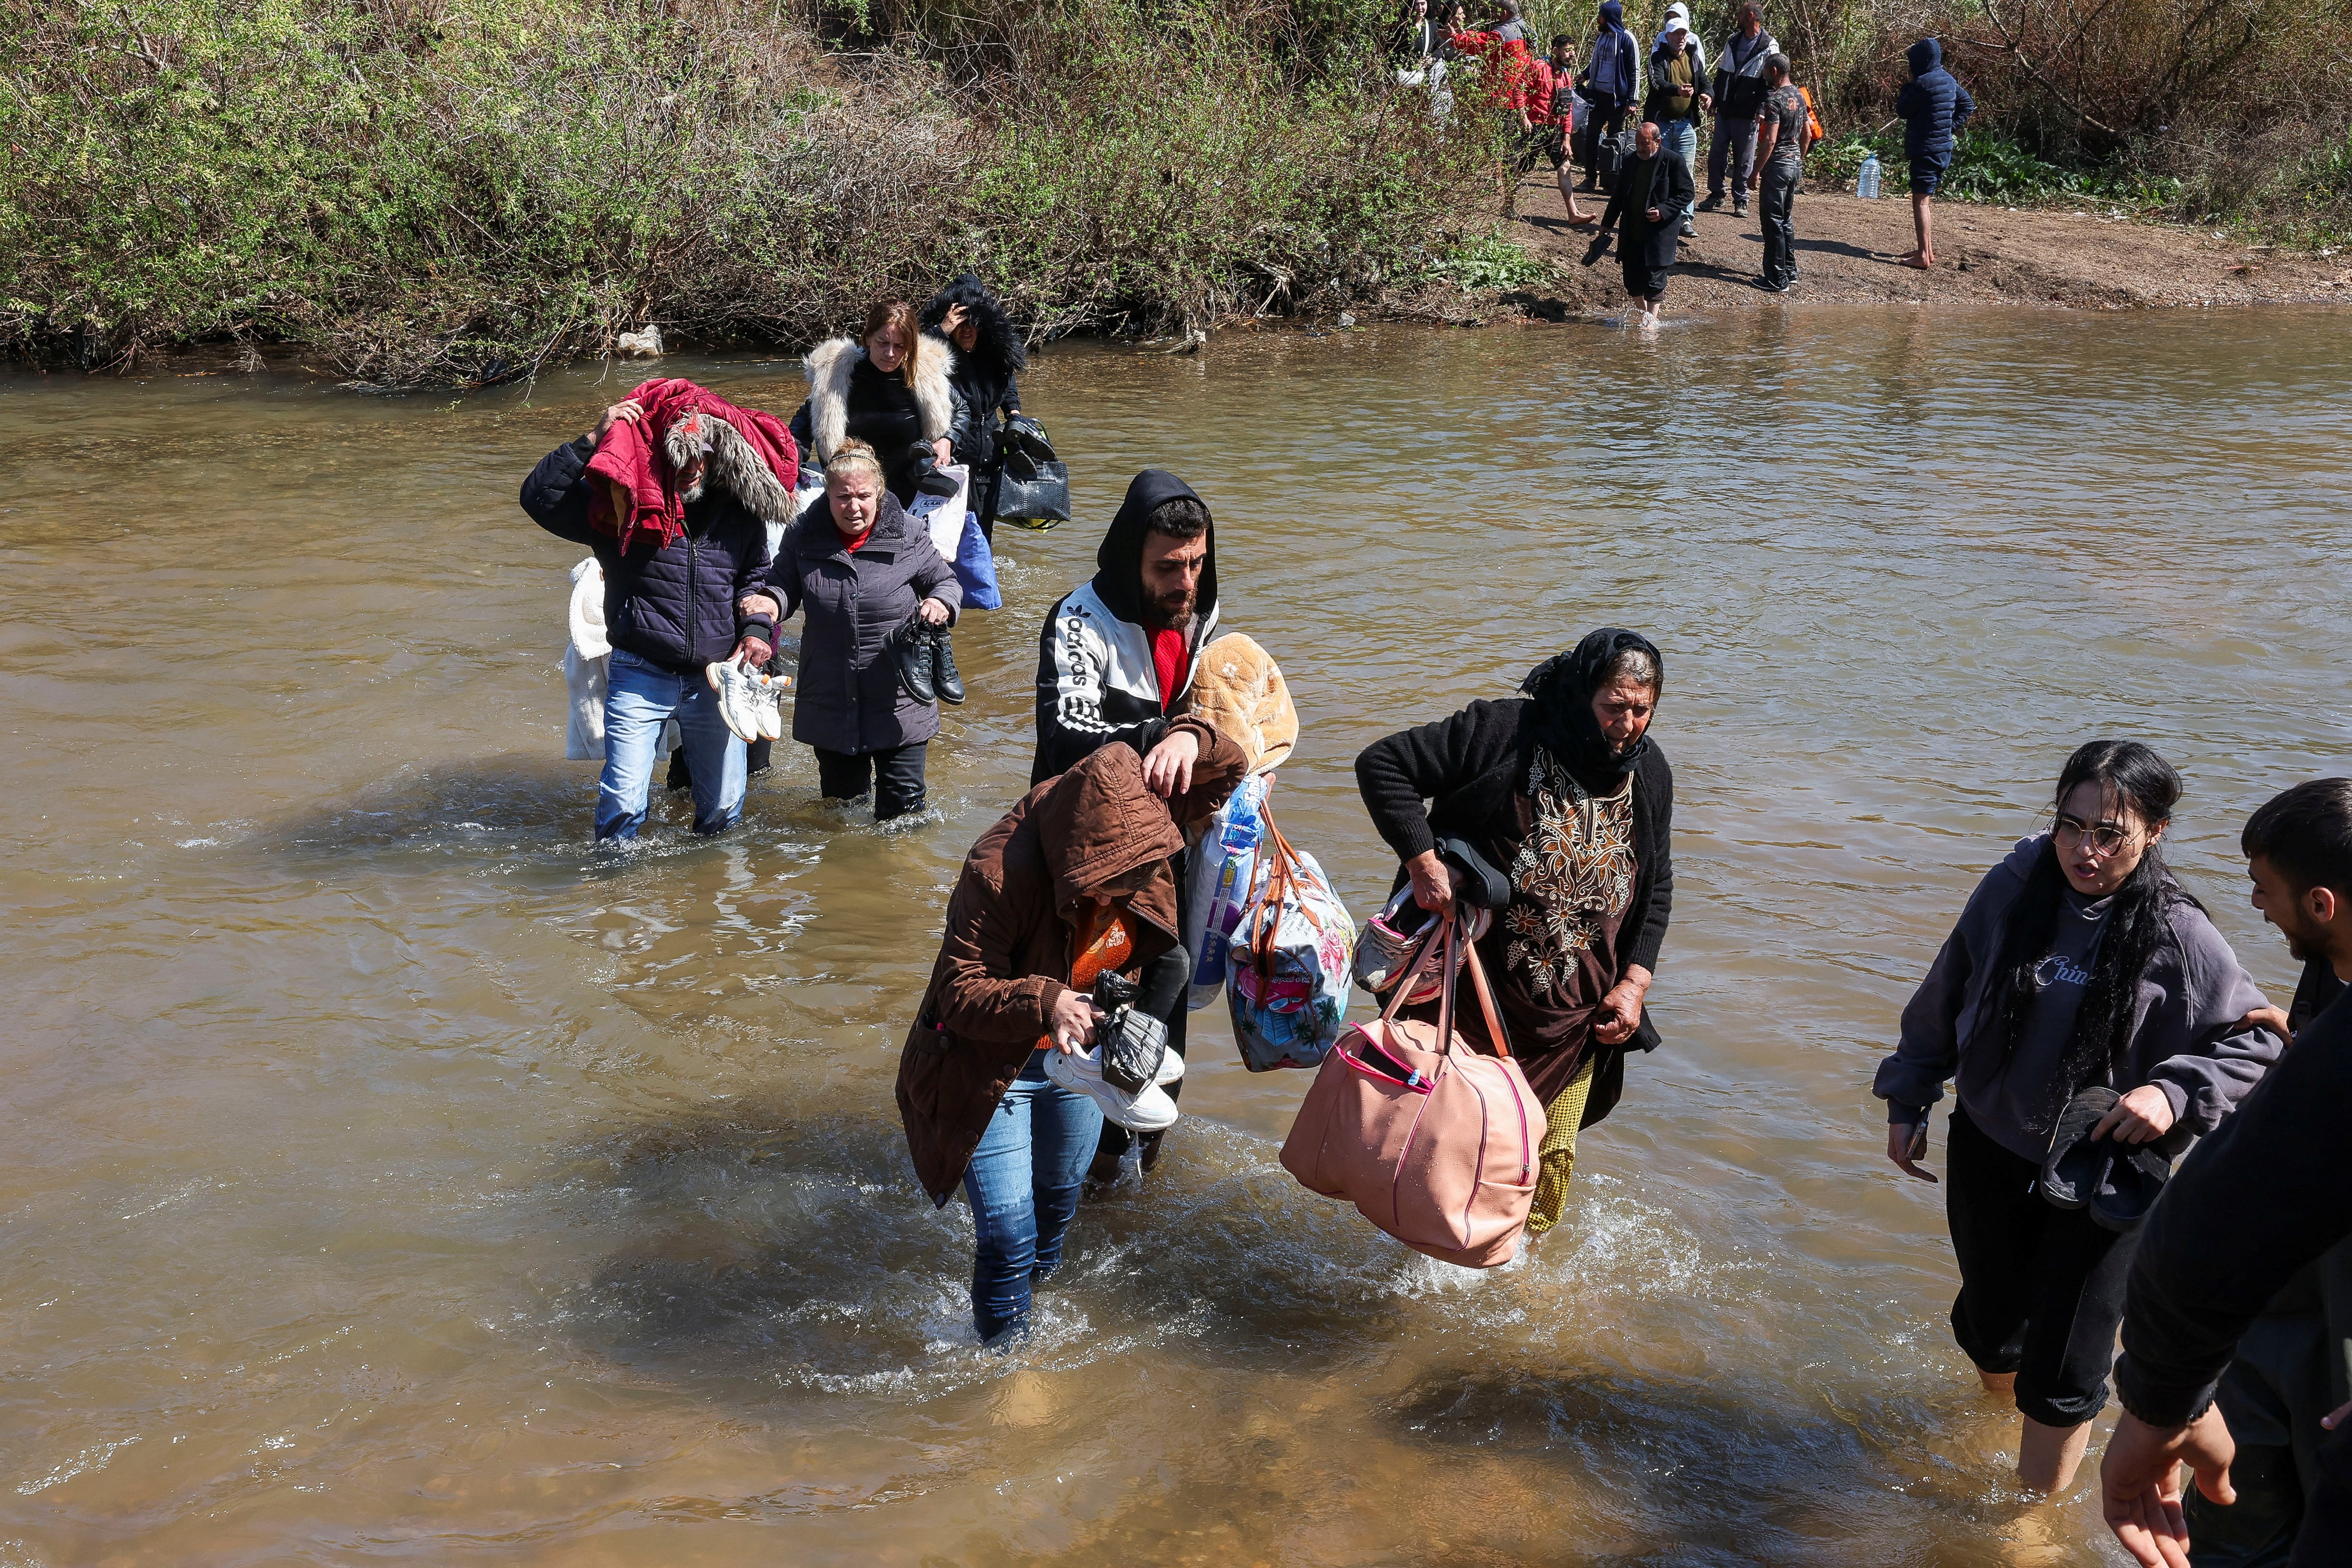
[{"xmin": 1988, "ymin": 740, "xmax": 2185, "ymax": 1084}]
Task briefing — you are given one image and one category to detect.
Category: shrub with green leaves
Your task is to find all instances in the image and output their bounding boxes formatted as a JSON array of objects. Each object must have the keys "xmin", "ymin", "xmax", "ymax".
[{"xmin": 0, "ymin": 0, "xmax": 1474, "ymax": 385}]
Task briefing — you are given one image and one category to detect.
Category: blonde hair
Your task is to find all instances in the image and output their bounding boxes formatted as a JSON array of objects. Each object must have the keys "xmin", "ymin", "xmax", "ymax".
[{"xmin": 823, "ymin": 437, "xmax": 886, "ymax": 487}]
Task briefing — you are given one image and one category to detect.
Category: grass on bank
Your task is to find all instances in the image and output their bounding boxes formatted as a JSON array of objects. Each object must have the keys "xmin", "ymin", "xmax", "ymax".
[{"xmin": 0, "ymin": 0, "xmax": 1481, "ymax": 386}]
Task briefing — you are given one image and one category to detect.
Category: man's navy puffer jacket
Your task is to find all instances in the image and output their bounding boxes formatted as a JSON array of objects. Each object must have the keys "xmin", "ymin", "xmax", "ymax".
[
  {"xmin": 1894, "ymin": 39, "xmax": 1975, "ymax": 161},
  {"xmin": 520, "ymin": 434, "xmax": 773, "ymax": 675}
]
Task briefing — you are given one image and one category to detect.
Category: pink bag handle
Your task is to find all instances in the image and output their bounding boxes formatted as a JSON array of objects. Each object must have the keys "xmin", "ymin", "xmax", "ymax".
[
  {"xmin": 1369, "ymin": 906, "xmax": 1514, "ymax": 1061},
  {"xmin": 1460, "ymin": 924, "xmax": 1514, "ymax": 1060}
]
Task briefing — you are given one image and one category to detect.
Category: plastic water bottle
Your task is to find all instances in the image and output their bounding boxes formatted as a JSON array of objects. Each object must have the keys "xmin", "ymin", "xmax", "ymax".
[{"xmin": 1855, "ymin": 152, "xmax": 1882, "ymax": 200}]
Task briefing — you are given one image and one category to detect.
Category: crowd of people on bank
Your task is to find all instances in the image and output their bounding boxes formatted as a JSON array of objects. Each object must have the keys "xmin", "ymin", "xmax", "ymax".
[
  {"xmin": 515, "ymin": 282, "xmax": 2352, "ymax": 1566},
  {"xmin": 1395, "ymin": 2, "xmax": 1977, "ymax": 319}
]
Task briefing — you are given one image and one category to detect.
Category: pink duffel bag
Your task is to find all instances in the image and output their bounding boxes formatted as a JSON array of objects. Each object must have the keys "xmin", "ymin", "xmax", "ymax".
[{"xmin": 1279, "ymin": 912, "xmax": 1541, "ymax": 1268}]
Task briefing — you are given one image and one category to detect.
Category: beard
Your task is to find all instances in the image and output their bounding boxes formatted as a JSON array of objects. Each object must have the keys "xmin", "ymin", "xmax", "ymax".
[
  {"xmin": 2280, "ymin": 919, "xmax": 2318, "ymax": 963},
  {"xmin": 1141, "ymin": 588, "xmax": 1194, "ymax": 632},
  {"xmin": 680, "ymin": 475, "xmax": 707, "ymax": 503}
]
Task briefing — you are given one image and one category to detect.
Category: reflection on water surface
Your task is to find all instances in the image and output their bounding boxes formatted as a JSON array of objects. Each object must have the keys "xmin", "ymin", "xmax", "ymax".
[{"xmin": 3, "ymin": 308, "xmax": 2348, "ymax": 1564}]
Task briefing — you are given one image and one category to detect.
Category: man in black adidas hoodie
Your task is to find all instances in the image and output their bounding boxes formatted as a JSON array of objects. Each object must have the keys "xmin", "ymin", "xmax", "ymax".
[
  {"xmin": 1032, "ymin": 469, "xmax": 1224, "ymax": 1181},
  {"xmin": 1033, "ymin": 470, "xmax": 1222, "ymax": 786},
  {"xmin": 2101, "ymin": 778, "xmax": 2352, "ymax": 1568}
]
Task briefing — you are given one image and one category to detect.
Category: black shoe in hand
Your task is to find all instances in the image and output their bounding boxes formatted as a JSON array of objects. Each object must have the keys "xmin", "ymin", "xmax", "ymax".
[
  {"xmin": 1003, "ymin": 414, "xmax": 1057, "ymax": 464},
  {"xmin": 1581, "ymin": 231, "xmax": 1613, "ymax": 267},
  {"xmin": 908, "ymin": 445, "xmax": 960, "ymax": 498},
  {"xmin": 929, "ymin": 624, "xmax": 966, "ymax": 705},
  {"xmin": 890, "ymin": 618, "xmax": 937, "ymax": 705}
]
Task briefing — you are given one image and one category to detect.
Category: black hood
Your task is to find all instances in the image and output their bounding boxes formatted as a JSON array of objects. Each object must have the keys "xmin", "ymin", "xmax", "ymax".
[
  {"xmin": 919, "ymin": 273, "xmax": 1027, "ymax": 378},
  {"xmin": 1907, "ymin": 37, "xmax": 1940, "ymax": 74},
  {"xmin": 1093, "ymin": 469, "xmax": 1219, "ymax": 628}
]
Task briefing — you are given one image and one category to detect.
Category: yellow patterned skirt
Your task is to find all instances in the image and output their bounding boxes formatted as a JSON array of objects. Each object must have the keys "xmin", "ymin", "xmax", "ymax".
[{"xmin": 1526, "ymin": 1053, "xmax": 1599, "ymax": 1235}]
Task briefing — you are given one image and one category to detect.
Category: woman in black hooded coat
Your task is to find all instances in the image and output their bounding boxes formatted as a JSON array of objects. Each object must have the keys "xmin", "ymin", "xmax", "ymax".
[
  {"xmin": 1354, "ymin": 628, "xmax": 1674, "ymax": 1235},
  {"xmin": 920, "ymin": 274, "xmax": 1028, "ymax": 540}
]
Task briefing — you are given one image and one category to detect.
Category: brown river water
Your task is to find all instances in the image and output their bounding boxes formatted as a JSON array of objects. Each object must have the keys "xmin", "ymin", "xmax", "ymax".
[{"xmin": 5, "ymin": 308, "xmax": 2350, "ymax": 1567}]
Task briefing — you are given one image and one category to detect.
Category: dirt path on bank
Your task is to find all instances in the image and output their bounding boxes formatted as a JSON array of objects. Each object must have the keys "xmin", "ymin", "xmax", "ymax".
[{"xmin": 1445, "ymin": 174, "xmax": 2352, "ymax": 317}]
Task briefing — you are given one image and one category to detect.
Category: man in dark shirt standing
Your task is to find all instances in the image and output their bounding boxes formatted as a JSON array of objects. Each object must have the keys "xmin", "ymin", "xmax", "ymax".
[
  {"xmin": 1750, "ymin": 55, "xmax": 1810, "ymax": 293},
  {"xmin": 2100, "ymin": 778, "xmax": 2352, "ymax": 1567}
]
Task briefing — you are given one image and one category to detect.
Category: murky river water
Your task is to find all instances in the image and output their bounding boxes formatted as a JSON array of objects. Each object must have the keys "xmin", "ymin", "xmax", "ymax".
[{"xmin": 5, "ymin": 308, "xmax": 2349, "ymax": 1566}]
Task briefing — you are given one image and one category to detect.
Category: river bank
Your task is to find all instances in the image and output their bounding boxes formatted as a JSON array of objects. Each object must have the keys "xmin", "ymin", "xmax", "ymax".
[
  {"xmin": 1410, "ymin": 183, "xmax": 2352, "ymax": 321},
  {"xmin": 50, "ymin": 192, "xmax": 2350, "ymax": 392}
]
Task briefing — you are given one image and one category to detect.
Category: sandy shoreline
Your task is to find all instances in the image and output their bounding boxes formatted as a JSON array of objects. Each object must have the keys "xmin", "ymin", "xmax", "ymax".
[{"xmin": 1409, "ymin": 180, "xmax": 2352, "ymax": 320}]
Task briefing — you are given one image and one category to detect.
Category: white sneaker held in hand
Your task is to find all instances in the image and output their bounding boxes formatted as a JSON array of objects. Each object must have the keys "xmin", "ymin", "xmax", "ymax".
[{"xmin": 1045, "ymin": 1039, "xmax": 1181, "ymax": 1132}]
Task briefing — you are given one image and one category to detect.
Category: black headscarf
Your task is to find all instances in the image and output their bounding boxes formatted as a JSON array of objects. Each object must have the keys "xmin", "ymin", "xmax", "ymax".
[{"xmin": 1520, "ymin": 627, "xmax": 1663, "ymax": 794}]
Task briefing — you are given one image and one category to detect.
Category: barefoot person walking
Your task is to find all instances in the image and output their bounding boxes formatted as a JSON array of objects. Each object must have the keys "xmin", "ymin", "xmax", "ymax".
[
  {"xmin": 1585, "ymin": 121, "xmax": 1692, "ymax": 326},
  {"xmin": 1874, "ymin": 742, "xmax": 2281, "ymax": 1496},
  {"xmin": 1894, "ymin": 38, "xmax": 1975, "ymax": 269}
]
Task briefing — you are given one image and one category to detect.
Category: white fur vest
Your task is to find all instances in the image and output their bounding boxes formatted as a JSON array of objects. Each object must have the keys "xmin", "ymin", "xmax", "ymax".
[{"xmin": 801, "ymin": 334, "xmax": 955, "ymax": 463}]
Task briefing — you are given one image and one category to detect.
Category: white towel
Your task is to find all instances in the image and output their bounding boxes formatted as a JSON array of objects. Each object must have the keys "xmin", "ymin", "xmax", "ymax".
[{"xmin": 564, "ymin": 557, "xmax": 611, "ymax": 761}]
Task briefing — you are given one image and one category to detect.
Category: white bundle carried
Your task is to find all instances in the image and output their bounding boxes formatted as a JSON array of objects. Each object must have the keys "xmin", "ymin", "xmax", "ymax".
[{"xmin": 563, "ymin": 557, "xmax": 610, "ymax": 760}]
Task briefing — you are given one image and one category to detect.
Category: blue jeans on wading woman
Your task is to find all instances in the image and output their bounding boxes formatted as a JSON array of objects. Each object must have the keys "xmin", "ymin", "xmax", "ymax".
[
  {"xmin": 964, "ymin": 1051, "xmax": 1104, "ymax": 1343},
  {"xmin": 596, "ymin": 649, "xmax": 746, "ymax": 840}
]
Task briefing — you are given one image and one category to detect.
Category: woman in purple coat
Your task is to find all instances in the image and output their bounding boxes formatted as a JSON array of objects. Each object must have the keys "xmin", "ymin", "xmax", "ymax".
[{"xmin": 761, "ymin": 439, "xmax": 961, "ymax": 820}]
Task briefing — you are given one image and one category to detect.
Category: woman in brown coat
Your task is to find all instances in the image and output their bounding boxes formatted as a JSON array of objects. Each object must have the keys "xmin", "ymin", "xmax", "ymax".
[{"xmin": 897, "ymin": 721, "xmax": 1245, "ymax": 1343}]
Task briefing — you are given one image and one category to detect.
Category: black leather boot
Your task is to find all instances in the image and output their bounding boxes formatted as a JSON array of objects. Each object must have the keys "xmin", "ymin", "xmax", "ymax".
[
  {"xmin": 929, "ymin": 624, "xmax": 965, "ymax": 705},
  {"xmin": 890, "ymin": 617, "xmax": 935, "ymax": 705}
]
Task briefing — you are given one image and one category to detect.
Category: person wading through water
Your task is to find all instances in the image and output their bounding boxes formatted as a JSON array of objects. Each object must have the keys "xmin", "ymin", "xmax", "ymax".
[
  {"xmin": 894, "ymin": 726, "xmax": 1246, "ymax": 1345},
  {"xmin": 518, "ymin": 385, "xmax": 790, "ymax": 841},
  {"xmin": 1033, "ymin": 471, "xmax": 1223, "ymax": 1188},
  {"xmin": 920, "ymin": 274, "xmax": 1027, "ymax": 544},
  {"xmin": 1354, "ymin": 629, "xmax": 1676, "ymax": 1242},
  {"xmin": 1874, "ymin": 741, "xmax": 2282, "ymax": 1496},
  {"xmin": 2097, "ymin": 778, "xmax": 2352, "ymax": 1568},
  {"xmin": 1585, "ymin": 120, "xmax": 1692, "ymax": 326}
]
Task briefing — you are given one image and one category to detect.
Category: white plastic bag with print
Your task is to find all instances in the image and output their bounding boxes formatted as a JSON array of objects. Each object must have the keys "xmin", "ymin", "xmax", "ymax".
[{"xmin": 1223, "ymin": 807, "xmax": 1356, "ymax": 1072}]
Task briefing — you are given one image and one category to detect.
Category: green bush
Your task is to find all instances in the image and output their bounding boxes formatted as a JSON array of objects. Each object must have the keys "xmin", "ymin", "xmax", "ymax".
[{"xmin": 0, "ymin": 0, "xmax": 1476, "ymax": 385}]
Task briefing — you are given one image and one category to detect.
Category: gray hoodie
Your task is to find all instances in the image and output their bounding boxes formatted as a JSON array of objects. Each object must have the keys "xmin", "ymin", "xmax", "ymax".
[{"xmin": 1873, "ymin": 834, "xmax": 2282, "ymax": 1162}]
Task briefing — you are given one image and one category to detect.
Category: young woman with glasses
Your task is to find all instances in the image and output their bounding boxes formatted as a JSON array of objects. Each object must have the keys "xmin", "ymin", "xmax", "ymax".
[{"xmin": 1871, "ymin": 740, "xmax": 2283, "ymax": 1497}]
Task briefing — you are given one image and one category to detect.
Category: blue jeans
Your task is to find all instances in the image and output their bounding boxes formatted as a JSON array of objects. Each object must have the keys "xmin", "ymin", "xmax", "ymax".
[
  {"xmin": 962, "ymin": 1052, "xmax": 1103, "ymax": 1342},
  {"xmin": 1664, "ymin": 118, "xmax": 1699, "ymax": 228},
  {"xmin": 596, "ymin": 649, "xmax": 746, "ymax": 841}
]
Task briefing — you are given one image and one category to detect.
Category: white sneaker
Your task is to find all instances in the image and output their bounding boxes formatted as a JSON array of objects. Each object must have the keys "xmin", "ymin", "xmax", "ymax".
[
  {"xmin": 752, "ymin": 672, "xmax": 786, "ymax": 740},
  {"xmin": 1045, "ymin": 1045, "xmax": 1181, "ymax": 1132},
  {"xmin": 706, "ymin": 658, "xmax": 764, "ymax": 743}
]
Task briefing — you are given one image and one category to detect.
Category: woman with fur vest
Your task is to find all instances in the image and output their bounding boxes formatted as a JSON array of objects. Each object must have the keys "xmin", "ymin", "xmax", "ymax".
[
  {"xmin": 789, "ymin": 299, "xmax": 956, "ymax": 507},
  {"xmin": 920, "ymin": 275, "xmax": 1027, "ymax": 540}
]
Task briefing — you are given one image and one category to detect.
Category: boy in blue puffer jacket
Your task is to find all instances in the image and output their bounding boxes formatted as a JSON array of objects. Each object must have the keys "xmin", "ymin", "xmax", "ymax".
[{"xmin": 1895, "ymin": 38, "xmax": 1976, "ymax": 269}]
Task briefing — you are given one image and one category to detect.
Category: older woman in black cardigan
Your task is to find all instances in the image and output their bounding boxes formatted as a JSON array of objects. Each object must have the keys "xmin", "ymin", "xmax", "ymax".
[{"xmin": 1353, "ymin": 628, "xmax": 1674, "ymax": 1235}]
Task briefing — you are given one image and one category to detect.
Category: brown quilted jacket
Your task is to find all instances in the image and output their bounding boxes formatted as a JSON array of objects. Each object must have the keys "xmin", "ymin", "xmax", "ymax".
[{"xmin": 895, "ymin": 721, "xmax": 1246, "ymax": 1202}]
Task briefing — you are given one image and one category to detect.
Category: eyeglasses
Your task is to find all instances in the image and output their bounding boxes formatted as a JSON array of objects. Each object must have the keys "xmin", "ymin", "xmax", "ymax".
[{"xmin": 2053, "ymin": 815, "xmax": 2133, "ymax": 857}]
